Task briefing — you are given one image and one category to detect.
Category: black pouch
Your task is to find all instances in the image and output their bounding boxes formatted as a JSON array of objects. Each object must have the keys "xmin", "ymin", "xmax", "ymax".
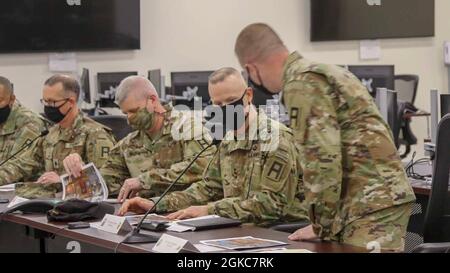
[{"xmin": 47, "ymin": 199, "xmax": 115, "ymax": 222}]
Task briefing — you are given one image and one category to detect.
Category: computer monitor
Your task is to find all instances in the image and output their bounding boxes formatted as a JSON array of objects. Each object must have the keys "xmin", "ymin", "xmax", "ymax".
[
  {"xmin": 80, "ymin": 68, "xmax": 91, "ymax": 104},
  {"xmin": 376, "ymin": 88, "xmax": 399, "ymax": 147},
  {"xmin": 170, "ymin": 71, "xmax": 213, "ymax": 108},
  {"xmin": 440, "ymin": 94, "xmax": 450, "ymax": 118},
  {"xmin": 97, "ymin": 72, "xmax": 138, "ymax": 108},
  {"xmin": 148, "ymin": 69, "xmax": 164, "ymax": 99},
  {"xmin": 347, "ymin": 65, "xmax": 395, "ymax": 97}
]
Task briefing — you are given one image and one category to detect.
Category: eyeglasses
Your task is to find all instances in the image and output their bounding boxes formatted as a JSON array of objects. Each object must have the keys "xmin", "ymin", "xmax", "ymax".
[
  {"xmin": 40, "ymin": 98, "xmax": 69, "ymax": 107},
  {"xmin": 208, "ymin": 89, "xmax": 248, "ymax": 107}
]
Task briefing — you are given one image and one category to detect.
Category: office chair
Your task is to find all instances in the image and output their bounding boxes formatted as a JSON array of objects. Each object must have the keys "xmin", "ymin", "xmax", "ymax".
[
  {"xmin": 423, "ymin": 114, "xmax": 450, "ymax": 243},
  {"xmin": 394, "ymin": 75, "xmax": 419, "ymax": 105},
  {"xmin": 397, "ymin": 102, "xmax": 418, "ymax": 159},
  {"xmin": 404, "ymin": 197, "xmax": 427, "ymax": 252},
  {"xmin": 90, "ymin": 115, "xmax": 134, "ymax": 141},
  {"xmin": 412, "ymin": 243, "xmax": 450, "ymax": 253}
]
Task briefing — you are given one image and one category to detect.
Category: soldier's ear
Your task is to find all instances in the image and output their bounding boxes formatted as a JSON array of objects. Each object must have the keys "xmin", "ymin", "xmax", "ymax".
[
  {"xmin": 246, "ymin": 64, "xmax": 260, "ymax": 85},
  {"xmin": 246, "ymin": 87, "xmax": 254, "ymax": 106},
  {"xmin": 9, "ymin": 95, "xmax": 16, "ymax": 106}
]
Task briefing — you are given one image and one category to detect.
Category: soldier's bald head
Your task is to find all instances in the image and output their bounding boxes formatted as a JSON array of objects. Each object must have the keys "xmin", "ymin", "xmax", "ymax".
[
  {"xmin": 235, "ymin": 23, "xmax": 287, "ymax": 67},
  {"xmin": 116, "ymin": 76, "xmax": 158, "ymax": 106}
]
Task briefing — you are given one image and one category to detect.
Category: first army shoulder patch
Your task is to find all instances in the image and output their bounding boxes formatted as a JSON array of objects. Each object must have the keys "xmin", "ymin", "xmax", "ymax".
[{"xmin": 265, "ymin": 160, "xmax": 286, "ymax": 182}]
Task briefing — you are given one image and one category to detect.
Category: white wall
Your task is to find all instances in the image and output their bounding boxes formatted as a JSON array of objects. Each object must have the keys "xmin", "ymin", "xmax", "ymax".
[{"xmin": 0, "ymin": 0, "xmax": 449, "ymax": 155}]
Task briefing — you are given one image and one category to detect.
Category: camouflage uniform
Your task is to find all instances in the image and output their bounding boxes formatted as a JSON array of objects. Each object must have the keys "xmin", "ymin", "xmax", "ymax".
[
  {"xmin": 0, "ymin": 112, "xmax": 116, "ymax": 198},
  {"xmin": 0, "ymin": 102, "xmax": 47, "ymax": 169},
  {"xmin": 282, "ymin": 51, "xmax": 416, "ymax": 251},
  {"xmin": 101, "ymin": 104, "xmax": 216, "ymax": 197},
  {"xmin": 152, "ymin": 112, "xmax": 308, "ymax": 226}
]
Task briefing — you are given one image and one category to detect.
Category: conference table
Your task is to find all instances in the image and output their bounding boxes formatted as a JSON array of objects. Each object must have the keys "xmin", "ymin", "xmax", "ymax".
[
  {"xmin": 0, "ymin": 191, "xmax": 365, "ymax": 253},
  {"xmin": 1, "ymin": 161, "xmax": 444, "ymax": 254}
]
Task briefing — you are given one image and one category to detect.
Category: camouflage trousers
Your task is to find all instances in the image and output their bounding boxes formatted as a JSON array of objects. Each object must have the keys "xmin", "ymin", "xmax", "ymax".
[{"xmin": 333, "ymin": 203, "xmax": 413, "ymax": 252}]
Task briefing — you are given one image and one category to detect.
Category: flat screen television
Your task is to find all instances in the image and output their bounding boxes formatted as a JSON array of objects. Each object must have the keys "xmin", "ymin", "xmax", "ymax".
[
  {"xmin": 311, "ymin": 0, "xmax": 435, "ymax": 41},
  {"xmin": 0, "ymin": 0, "xmax": 140, "ymax": 53}
]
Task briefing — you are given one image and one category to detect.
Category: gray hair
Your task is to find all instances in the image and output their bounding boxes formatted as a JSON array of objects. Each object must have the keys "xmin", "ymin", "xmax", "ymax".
[
  {"xmin": 209, "ymin": 67, "xmax": 246, "ymax": 85},
  {"xmin": 0, "ymin": 76, "xmax": 14, "ymax": 95},
  {"xmin": 115, "ymin": 76, "xmax": 157, "ymax": 105},
  {"xmin": 235, "ymin": 23, "xmax": 287, "ymax": 66},
  {"xmin": 45, "ymin": 74, "xmax": 80, "ymax": 100}
]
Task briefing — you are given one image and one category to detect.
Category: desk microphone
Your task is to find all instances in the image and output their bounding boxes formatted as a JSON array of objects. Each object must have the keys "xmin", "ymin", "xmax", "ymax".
[
  {"xmin": 0, "ymin": 129, "xmax": 49, "ymax": 168},
  {"xmin": 122, "ymin": 139, "xmax": 220, "ymax": 244}
]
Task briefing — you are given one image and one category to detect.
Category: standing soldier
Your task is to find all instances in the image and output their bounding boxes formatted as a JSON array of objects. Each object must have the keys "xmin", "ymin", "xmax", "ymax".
[{"xmin": 234, "ymin": 23, "xmax": 415, "ymax": 251}]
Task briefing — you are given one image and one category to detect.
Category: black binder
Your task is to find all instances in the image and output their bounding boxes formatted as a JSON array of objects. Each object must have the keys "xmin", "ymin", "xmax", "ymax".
[{"xmin": 177, "ymin": 217, "xmax": 242, "ymax": 231}]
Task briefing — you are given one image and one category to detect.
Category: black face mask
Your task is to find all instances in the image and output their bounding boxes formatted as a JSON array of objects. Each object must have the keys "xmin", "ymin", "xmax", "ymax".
[
  {"xmin": 0, "ymin": 104, "xmax": 11, "ymax": 124},
  {"xmin": 205, "ymin": 90, "xmax": 249, "ymax": 141},
  {"xmin": 44, "ymin": 100, "xmax": 71, "ymax": 123},
  {"xmin": 247, "ymin": 68, "xmax": 275, "ymax": 97}
]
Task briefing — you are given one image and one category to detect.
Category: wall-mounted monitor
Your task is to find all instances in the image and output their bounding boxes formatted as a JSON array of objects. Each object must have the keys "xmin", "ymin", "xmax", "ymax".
[
  {"xmin": 311, "ymin": 0, "xmax": 435, "ymax": 41},
  {"xmin": 0, "ymin": 0, "xmax": 140, "ymax": 53}
]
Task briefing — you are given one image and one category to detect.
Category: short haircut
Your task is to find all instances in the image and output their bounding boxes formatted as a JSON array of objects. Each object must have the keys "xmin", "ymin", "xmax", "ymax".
[
  {"xmin": 209, "ymin": 67, "xmax": 245, "ymax": 85},
  {"xmin": 44, "ymin": 74, "xmax": 80, "ymax": 100},
  {"xmin": 235, "ymin": 23, "xmax": 287, "ymax": 66},
  {"xmin": 0, "ymin": 76, "xmax": 14, "ymax": 95},
  {"xmin": 115, "ymin": 76, "xmax": 157, "ymax": 105}
]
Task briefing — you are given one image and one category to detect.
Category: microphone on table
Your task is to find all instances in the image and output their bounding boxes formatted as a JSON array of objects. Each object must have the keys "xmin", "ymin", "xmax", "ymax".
[
  {"xmin": 122, "ymin": 139, "xmax": 221, "ymax": 244},
  {"xmin": 0, "ymin": 129, "xmax": 49, "ymax": 168}
]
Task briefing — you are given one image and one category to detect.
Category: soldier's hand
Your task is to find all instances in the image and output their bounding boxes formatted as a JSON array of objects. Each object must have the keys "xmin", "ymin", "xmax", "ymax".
[
  {"xmin": 118, "ymin": 178, "xmax": 143, "ymax": 203},
  {"xmin": 63, "ymin": 153, "xmax": 85, "ymax": 178},
  {"xmin": 36, "ymin": 172, "xmax": 61, "ymax": 185},
  {"xmin": 166, "ymin": 206, "xmax": 209, "ymax": 220},
  {"xmin": 288, "ymin": 225, "xmax": 319, "ymax": 241},
  {"xmin": 118, "ymin": 197, "xmax": 154, "ymax": 216}
]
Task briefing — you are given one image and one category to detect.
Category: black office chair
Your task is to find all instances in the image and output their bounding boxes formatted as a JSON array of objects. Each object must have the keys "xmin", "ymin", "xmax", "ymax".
[
  {"xmin": 412, "ymin": 243, "xmax": 450, "ymax": 253},
  {"xmin": 394, "ymin": 75, "xmax": 419, "ymax": 105},
  {"xmin": 396, "ymin": 102, "xmax": 418, "ymax": 159},
  {"xmin": 404, "ymin": 197, "xmax": 427, "ymax": 252},
  {"xmin": 423, "ymin": 114, "xmax": 450, "ymax": 243},
  {"xmin": 90, "ymin": 115, "xmax": 134, "ymax": 141}
]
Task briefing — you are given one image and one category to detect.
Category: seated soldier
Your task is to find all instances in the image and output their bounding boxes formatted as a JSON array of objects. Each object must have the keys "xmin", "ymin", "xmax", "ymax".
[
  {"xmin": 0, "ymin": 76, "xmax": 47, "ymax": 185},
  {"xmin": 63, "ymin": 76, "xmax": 216, "ymax": 201},
  {"xmin": 0, "ymin": 75, "xmax": 116, "ymax": 198},
  {"xmin": 118, "ymin": 68, "xmax": 308, "ymax": 227}
]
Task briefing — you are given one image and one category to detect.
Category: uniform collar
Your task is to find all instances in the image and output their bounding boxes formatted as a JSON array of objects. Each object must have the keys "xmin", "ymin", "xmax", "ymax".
[
  {"xmin": 55, "ymin": 111, "xmax": 84, "ymax": 142},
  {"xmin": 145, "ymin": 103, "xmax": 175, "ymax": 141},
  {"xmin": 223, "ymin": 111, "xmax": 269, "ymax": 152},
  {"xmin": 0, "ymin": 102, "xmax": 20, "ymax": 136},
  {"xmin": 282, "ymin": 51, "xmax": 309, "ymax": 86}
]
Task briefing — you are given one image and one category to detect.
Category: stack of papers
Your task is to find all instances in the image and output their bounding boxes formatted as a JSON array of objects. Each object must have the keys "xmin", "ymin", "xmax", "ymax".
[
  {"xmin": 123, "ymin": 214, "xmax": 221, "ymax": 233},
  {"xmin": 7, "ymin": 196, "xmax": 29, "ymax": 208},
  {"xmin": 0, "ymin": 184, "xmax": 15, "ymax": 193},
  {"xmin": 167, "ymin": 215, "xmax": 221, "ymax": 232}
]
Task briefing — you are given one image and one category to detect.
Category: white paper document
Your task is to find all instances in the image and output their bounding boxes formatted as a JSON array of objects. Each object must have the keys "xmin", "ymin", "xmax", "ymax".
[
  {"xmin": 49, "ymin": 53, "xmax": 78, "ymax": 72},
  {"xmin": 0, "ymin": 184, "xmax": 15, "ymax": 192},
  {"xmin": 360, "ymin": 40, "xmax": 381, "ymax": 60},
  {"xmin": 200, "ymin": 236, "xmax": 288, "ymax": 251},
  {"xmin": 7, "ymin": 196, "xmax": 29, "ymax": 209}
]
